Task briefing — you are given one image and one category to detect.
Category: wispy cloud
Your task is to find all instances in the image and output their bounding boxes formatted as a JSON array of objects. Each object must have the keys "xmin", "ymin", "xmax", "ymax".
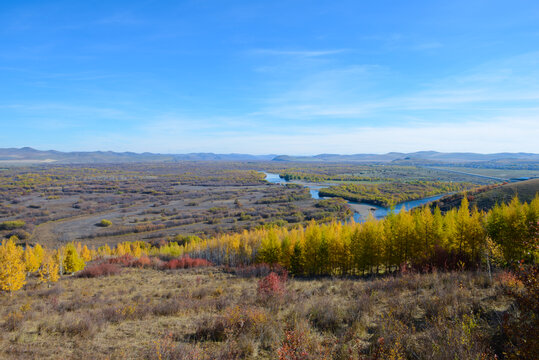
[
  {"xmin": 249, "ymin": 49, "xmax": 348, "ymax": 57},
  {"xmin": 252, "ymin": 51, "xmax": 539, "ymax": 121},
  {"xmin": 65, "ymin": 116, "xmax": 539, "ymax": 155}
]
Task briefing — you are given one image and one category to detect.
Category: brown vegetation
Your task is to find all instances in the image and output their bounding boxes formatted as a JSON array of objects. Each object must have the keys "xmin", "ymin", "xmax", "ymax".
[{"xmin": 0, "ymin": 266, "xmax": 526, "ymax": 359}]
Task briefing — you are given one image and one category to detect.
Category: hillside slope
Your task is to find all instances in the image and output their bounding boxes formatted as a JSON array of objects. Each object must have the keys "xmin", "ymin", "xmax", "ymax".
[{"xmin": 433, "ymin": 178, "xmax": 539, "ymax": 211}]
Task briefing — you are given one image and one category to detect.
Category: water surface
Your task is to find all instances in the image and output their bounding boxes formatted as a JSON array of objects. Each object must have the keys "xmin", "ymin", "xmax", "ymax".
[{"xmin": 263, "ymin": 172, "xmax": 447, "ymax": 222}]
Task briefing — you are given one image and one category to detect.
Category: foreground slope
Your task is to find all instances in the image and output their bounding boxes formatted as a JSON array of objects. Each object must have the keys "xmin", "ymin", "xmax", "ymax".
[{"xmin": 0, "ymin": 267, "xmax": 515, "ymax": 360}]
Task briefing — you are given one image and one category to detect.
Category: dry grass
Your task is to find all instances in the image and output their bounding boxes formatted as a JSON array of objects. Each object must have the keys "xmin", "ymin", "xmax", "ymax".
[{"xmin": 0, "ymin": 267, "xmax": 515, "ymax": 359}]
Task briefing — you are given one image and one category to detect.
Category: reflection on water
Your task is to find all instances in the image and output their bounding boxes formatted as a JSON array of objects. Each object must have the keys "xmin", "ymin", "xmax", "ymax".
[
  {"xmin": 263, "ymin": 172, "xmax": 288, "ymax": 184},
  {"xmin": 263, "ymin": 172, "xmax": 446, "ymax": 222}
]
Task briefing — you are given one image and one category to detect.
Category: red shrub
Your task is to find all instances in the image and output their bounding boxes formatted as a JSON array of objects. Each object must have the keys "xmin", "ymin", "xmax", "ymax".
[
  {"xmin": 257, "ymin": 272, "xmax": 286, "ymax": 298},
  {"xmin": 165, "ymin": 258, "xmax": 182, "ymax": 269},
  {"xmin": 107, "ymin": 254, "xmax": 134, "ymax": 266},
  {"xmin": 132, "ymin": 255, "xmax": 152, "ymax": 268},
  {"xmin": 277, "ymin": 328, "xmax": 327, "ymax": 360},
  {"xmin": 78, "ymin": 263, "xmax": 122, "ymax": 278}
]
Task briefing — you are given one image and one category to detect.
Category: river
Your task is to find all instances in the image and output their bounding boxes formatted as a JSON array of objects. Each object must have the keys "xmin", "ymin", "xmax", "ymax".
[{"xmin": 263, "ymin": 172, "xmax": 447, "ymax": 222}]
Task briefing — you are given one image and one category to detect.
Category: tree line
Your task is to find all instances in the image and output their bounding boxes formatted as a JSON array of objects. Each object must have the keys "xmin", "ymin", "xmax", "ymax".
[
  {"xmin": 1, "ymin": 194, "xmax": 537, "ymax": 295},
  {"xmin": 186, "ymin": 194, "xmax": 538, "ymax": 274}
]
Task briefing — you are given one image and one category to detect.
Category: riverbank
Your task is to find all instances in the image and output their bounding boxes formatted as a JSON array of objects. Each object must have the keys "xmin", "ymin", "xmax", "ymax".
[
  {"xmin": 263, "ymin": 172, "xmax": 451, "ymax": 221},
  {"xmin": 347, "ymin": 202, "xmax": 378, "ymax": 218}
]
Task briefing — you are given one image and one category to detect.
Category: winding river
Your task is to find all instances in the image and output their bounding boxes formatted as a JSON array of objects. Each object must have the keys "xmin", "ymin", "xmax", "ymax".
[{"xmin": 263, "ymin": 172, "xmax": 447, "ymax": 222}]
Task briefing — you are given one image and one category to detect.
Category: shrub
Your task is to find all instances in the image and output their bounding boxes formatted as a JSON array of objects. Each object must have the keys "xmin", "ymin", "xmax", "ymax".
[
  {"xmin": 151, "ymin": 256, "xmax": 165, "ymax": 269},
  {"xmin": 107, "ymin": 254, "xmax": 134, "ymax": 266},
  {"xmin": 3, "ymin": 311, "xmax": 24, "ymax": 332},
  {"xmin": 277, "ymin": 326, "xmax": 327, "ymax": 360},
  {"xmin": 53, "ymin": 313, "xmax": 102, "ymax": 338},
  {"xmin": 0, "ymin": 220, "xmax": 25, "ymax": 230},
  {"xmin": 502, "ymin": 264, "xmax": 539, "ymax": 359},
  {"xmin": 193, "ymin": 315, "xmax": 227, "ymax": 342},
  {"xmin": 257, "ymin": 272, "xmax": 286, "ymax": 299},
  {"xmin": 192, "ymin": 306, "xmax": 270, "ymax": 343},
  {"xmin": 97, "ymin": 219, "xmax": 112, "ymax": 227},
  {"xmin": 78, "ymin": 263, "xmax": 121, "ymax": 278},
  {"xmin": 100, "ymin": 303, "xmax": 144, "ymax": 323},
  {"xmin": 164, "ymin": 256, "xmax": 213, "ymax": 270},
  {"xmin": 496, "ymin": 270, "xmax": 523, "ymax": 290},
  {"xmin": 308, "ymin": 298, "xmax": 346, "ymax": 334},
  {"xmin": 148, "ymin": 333, "xmax": 204, "ymax": 360},
  {"xmin": 151, "ymin": 299, "xmax": 183, "ymax": 317},
  {"xmin": 132, "ymin": 254, "xmax": 151, "ymax": 268}
]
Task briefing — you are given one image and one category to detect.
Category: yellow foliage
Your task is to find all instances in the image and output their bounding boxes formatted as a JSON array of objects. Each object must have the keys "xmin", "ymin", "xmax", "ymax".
[
  {"xmin": 81, "ymin": 245, "xmax": 92, "ymax": 262},
  {"xmin": 39, "ymin": 252, "xmax": 59, "ymax": 283},
  {"xmin": 63, "ymin": 243, "xmax": 85, "ymax": 274},
  {"xmin": 98, "ymin": 244, "xmax": 112, "ymax": 257},
  {"xmin": 115, "ymin": 243, "xmax": 126, "ymax": 256},
  {"xmin": 34, "ymin": 244, "xmax": 44, "ymax": 265},
  {"xmin": 24, "ymin": 246, "xmax": 41, "ymax": 273},
  {"xmin": 0, "ymin": 237, "xmax": 26, "ymax": 294}
]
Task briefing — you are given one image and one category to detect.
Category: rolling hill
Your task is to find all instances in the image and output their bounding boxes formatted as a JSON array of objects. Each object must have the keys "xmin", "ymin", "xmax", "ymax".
[
  {"xmin": 432, "ymin": 178, "xmax": 539, "ymax": 212},
  {"xmin": 1, "ymin": 147, "xmax": 538, "ymax": 165}
]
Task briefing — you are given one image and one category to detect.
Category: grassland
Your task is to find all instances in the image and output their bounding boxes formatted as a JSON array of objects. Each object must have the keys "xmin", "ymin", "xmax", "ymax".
[
  {"xmin": 432, "ymin": 166, "xmax": 539, "ymax": 180},
  {"xmin": 0, "ymin": 265, "xmax": 519, "ymax": 360},
  {"xmin": 0, "ymin": 163, "xmax": 351, "ymax": 248},
  {"xmin": 0, "ymin": 161, "xmax": 538, "ymax": 360},
  {"xmin": 0, "ymin": 162, "xmax": 494, "ymax": 248},
  {"xmin": 273, "ymin": 164, "xmax": 496, "ymax": 184}
]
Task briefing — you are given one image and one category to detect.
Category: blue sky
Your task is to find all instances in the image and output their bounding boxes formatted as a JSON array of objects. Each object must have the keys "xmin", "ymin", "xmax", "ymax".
[{"xmin": 1, "ymin": 0, "xmax": 538, "ymax": 154}]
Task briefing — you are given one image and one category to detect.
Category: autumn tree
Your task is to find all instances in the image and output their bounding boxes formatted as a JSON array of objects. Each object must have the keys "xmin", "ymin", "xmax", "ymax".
[
  {"xmin": 0, "ymin": 237, "xmax": 26, "ymax": 294},
  {"xmin": 80, "ymin": 245, "xmax": 92, "ymax": 262},
  {"xmin": 39, "ymin": 252, "xmax": 59, "ymax": 284},
  {"xmin": 63, "ymin": 243, "xmax": 85, "ymax": 274},
  {"xmin": 24, "ymin": 245, "xmax": 41, "ymax": 273}
]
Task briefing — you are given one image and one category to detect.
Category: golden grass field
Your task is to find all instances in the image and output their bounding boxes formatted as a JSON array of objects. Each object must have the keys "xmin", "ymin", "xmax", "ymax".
[{"xmin": 0, "ymin": 265, "xmax": 516, "ymax": 360}]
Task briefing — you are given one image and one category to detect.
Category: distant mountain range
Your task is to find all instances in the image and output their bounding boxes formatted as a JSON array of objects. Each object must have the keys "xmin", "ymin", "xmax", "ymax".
[
  {"xmin": 0, "ymin": 147, "xmax": 538, "ymax": 164},
  {"xmin": 272, "ymin": 151, "xmax": 539, "ymax": 163},
  {"xmin": 0, "ymin": 147, "xmax": 275, "ymax": 164}
]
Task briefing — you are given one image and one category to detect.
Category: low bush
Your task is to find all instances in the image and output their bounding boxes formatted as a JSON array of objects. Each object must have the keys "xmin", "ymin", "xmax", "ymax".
[
  {"xmin": 502, "ymin": 264, "xmax": 539, "ymax": 359},
  {"xmin": 277, "ymin": 326, "xmax": 328, "ymax": 360},
  {"xmin": 132, "ymin": 254, "xmax": 152, "ymax": 268},
  {"xmin": 78, "ymin": 263, "xmax": 121, "ymax": 278},
  {"xmin": 148, "ymin": 333, "xmax": 204, "ymax": 360},
  {"xmin": 53, "ymin": 313, "xmax": 102, "ymax": 338},
  {"xmin": 0, "ymin": 220, "xmax": 25, "ymax": 230},
  {"xmin": 3, "ymin": 311, "xmax": 24, "ymax": 332},
  {"xmin": 192, "ymin": 306, "xmax": 271, "ymax": 344},
  {"xmin": 308, "ymin": 298, "xmax": 346, "ymax": 334},
  {"xmin": 257, "ymin": 272, "xmax": 286, "ymax": 299},
  {"xmin": 96, "ymin": 219, "xmax": 112, "ymax": 227},
  {"xmin": 99, "ymin": 303, "xmax": 144, "ymax": 324},
  {"xmin": 107, "ymin": 254, "xmax": 134, "ymax": 266},
  {"xmin": 164, "ymin": 256, "xmax": 212, "ymax": 270},
  {"xmin": 151, "ymin": 299, "xmax": 184, "ymax": 317}
]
